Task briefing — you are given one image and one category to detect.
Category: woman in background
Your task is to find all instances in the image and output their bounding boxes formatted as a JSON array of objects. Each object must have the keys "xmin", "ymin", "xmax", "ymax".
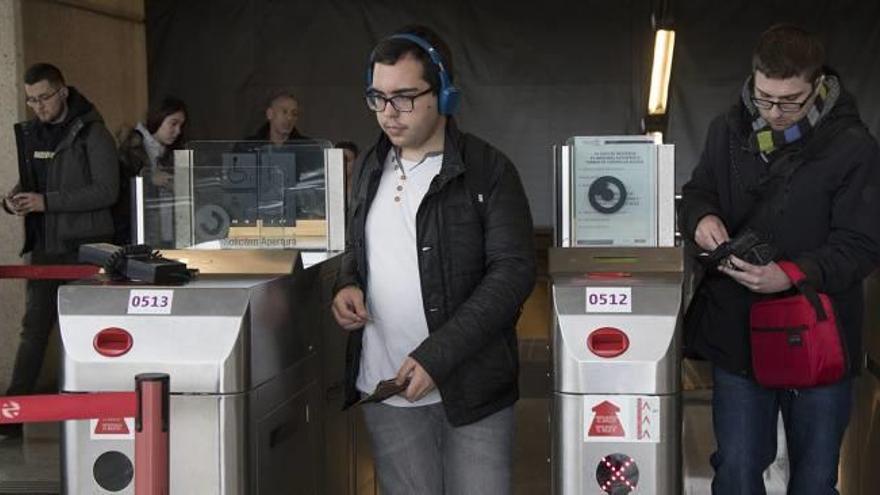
[{"xmin": 115, "ymin": 97, "xmax": 187, "ymax": 246}]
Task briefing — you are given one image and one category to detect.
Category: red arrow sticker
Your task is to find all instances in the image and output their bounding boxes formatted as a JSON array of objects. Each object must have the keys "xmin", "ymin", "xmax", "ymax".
[
  {"xmin": 583, "ymin": 396, "xmax": 661, "ymax": 443},
  {"xmin": 588, "ymin": 400, "xmax": 626, "ymax": 437}
]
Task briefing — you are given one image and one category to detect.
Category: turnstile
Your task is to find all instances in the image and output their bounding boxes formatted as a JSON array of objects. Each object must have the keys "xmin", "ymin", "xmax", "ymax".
[
  {"xmin": 551, "ymin": 136, "xmax": 681, "ymax": 494},
  {"xmin": 551, "ymin": 248, "xmax": 682, "ymax": 494},
  {"xmin": 58, "ymin": 251, "xmax": 324, "ymax": 494},
  {"xmin": 839, "ymin": 269, "xmax": 880, "ymax": 495}
]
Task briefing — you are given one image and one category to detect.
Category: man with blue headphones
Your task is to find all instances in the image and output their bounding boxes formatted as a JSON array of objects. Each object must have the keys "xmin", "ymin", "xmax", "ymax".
[{"xmin": 331, "ymin": 25, "xmax": 536, "ymax": 494}]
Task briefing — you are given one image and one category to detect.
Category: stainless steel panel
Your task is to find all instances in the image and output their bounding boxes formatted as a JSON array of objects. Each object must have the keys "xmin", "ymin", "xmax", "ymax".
[
  {"xmin": 62, "ymin": 394, "xmax": 233, "ymax": 494},
  {"xmin": 59, "ymin": 282, "xmax": 253, "ymax": 316},
  {"xmin": 60, "ymin": 268, "xmax": 320, "ymax": 394},
  {"xmin": 552, "ymin": 273, "xmax": 683, "ymax": 315},
  {"xmin": 552, "ymin": 273, "xmax": 682, "ymax": 396},
  {"xmin": 549, "ymin": 247, "xmax": 683, "ymax": 275},
  {"xmin": 839, "ymin": 269, "xmax": 880, "ymax": 494},
  {"xmin": 552, "ymin": 393, "xmax": 680, "ymax": 494},
  {"xmin": 60, "ymin": 312, "xmax": 247, "ymax": 393},
  {"xmin": 60, "ymin": 262, "xmax": 326, "ymax": 493},
  {"xmin": 554, "ymin": 145, "xmax": 572, "ymax": 247},
  {"xmin": 657, "ymin": 145, "xmax": 675, "ymax": 247},
  {"xmin": 325, "ymin": 148, "xmax": 346, "ymax": 252}
]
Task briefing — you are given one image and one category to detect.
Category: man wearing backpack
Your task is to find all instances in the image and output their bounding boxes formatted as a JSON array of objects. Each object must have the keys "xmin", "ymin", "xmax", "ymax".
[
  {"xmin": 680, "ymin": 25, "xmax": 880, "ymax": 494},
  {"xmin": 331, "ymin": 25, "xmax": 535, "ymax": 495},
  {"xmin": 0, "ymin": 63, "xmax": 118, "ymax": 439}
]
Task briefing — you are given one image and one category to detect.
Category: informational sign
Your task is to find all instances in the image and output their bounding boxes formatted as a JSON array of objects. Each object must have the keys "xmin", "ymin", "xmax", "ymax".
[
  {"xmin": 90, "ymin": 417, "xmax": 135, "ymax": 440},
  {"xmin": 584, "ymin": 396, "xmax": 660, "ymax": 443},
  {"xmin": 586, "ymin": 287, "xmax": 632, "ymax": 313},
  {"xmin": 127, "ymin": 289, "xmax": 174, "ymax": 315},
  {"xmin": 569, "ymin": 136, "xmax": 657, "ymax": 247}
]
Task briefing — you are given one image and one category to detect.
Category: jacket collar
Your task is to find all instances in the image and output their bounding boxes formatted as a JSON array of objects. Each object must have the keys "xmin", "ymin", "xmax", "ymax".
[{"xmin": 370, "ymin": 118, "xmax": 467, "ymax": 185}]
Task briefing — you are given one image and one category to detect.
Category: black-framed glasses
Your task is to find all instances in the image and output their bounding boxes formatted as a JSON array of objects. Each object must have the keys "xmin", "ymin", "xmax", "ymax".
[
  {"xmin": 751, "ymin": 81, "xmax": 819, "ymax": 113},
  {"xmin": 25, "ymin": 86, "xmax": 63, "ymax": 106},
  {"xmin": 365, "ymin": 88, "xmax": 432, "ymax": 112}
]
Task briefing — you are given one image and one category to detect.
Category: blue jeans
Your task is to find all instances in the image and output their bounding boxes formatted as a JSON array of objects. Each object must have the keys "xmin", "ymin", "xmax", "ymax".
[
  {"xmin": 711, "ymin": 366, "xmax": 852, "ymax": 495},
  {"xmin": 360, "ymin": 402, "xmax": 515, "ymax": 495}
]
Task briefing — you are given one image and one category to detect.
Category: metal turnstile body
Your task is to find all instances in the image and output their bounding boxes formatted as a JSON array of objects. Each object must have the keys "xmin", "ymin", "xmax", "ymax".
[
  {"xmin": 551, "ymin": 136, "xmax": 681, "ymax": 494},
  {"xmin": 839, "ymin": 269, "xmax": 880, "ymax": 494},
  {"xmin": 59, "ymin": 255, "xmax": 324, "ymax": 494},
  {"xmin": 551, "ymin": 248, "xmax": 682, "ymax": 494}
]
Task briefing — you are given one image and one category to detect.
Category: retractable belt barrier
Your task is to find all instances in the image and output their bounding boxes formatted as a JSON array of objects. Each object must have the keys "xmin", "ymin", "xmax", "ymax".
[
  {"xmin": 0, "ymin": 264, "xmax": 100, "ymax": 280},
  {"xmin": 0, "ymin": 265, "xmax": 169, "ymax": 494},
  {"xmin": 0, "ymin": 375, "xmax": 170, "ymax": 495}
]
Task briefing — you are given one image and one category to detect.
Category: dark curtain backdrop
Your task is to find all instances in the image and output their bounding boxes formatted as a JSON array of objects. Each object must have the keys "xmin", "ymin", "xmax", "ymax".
[{"xmin": 146, "ymin": 0, "xmax": 880, "ymax": 227}]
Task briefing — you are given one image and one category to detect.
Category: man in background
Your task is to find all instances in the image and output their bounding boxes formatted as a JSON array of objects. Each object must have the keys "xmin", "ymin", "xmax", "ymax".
[
  {"xmin": 1, "ymin": 63, "xmax": 118, "ymax": 439},
  {"xmin": 246, "ymin": 90, "xmax": 309, "ymax": 144}
]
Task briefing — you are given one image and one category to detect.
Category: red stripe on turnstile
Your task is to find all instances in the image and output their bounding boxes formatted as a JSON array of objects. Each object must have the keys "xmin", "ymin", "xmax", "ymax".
[
  {"xmin": 0, "ymin": 265, "xmax": 100, "ymax": 280},
  {"xmin": 0, "ymin": 392, "xmax": 136, "ymax": 424}
]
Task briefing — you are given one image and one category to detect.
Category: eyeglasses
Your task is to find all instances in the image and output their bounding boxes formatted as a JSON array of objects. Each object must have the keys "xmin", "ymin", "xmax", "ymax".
[
  {"xmin": 365, "ymin": 88, "xmax": 432, "ymax": 112},
  {"xmin": 25, "ymin": 87, "xmax": 62, "ymax": 106},
  {"xmin": 751, "ymin": 81, "xmax": 819, "ymax": 113}
]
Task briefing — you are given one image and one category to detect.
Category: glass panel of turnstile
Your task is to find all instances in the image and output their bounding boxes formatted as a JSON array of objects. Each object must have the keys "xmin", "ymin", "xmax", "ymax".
[{"xmin": 131, "ymin": 139, "xmax": 345, "ymax": 253}]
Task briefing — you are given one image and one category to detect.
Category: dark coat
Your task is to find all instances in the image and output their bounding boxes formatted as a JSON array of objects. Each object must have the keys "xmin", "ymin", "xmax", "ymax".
[
  {"xmin": 246, "ymin": 122, "xmax": 310, "ymax": 142},
  {"xmin": 335, "ymin": 120, "xmax": 536, "ymax": 426},
  {"xmin": 8, "ymin": 87, "xmax": 118, "ymax": 255},
  {"xmin": 680, "ymin": 86, "xmax": 880, "ymax": 377}
]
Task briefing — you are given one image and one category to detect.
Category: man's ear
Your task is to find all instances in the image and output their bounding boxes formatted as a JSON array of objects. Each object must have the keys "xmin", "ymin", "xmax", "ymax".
[
  {"xmin": 60, "ymin": 85, "xmax": 69, "ymax": 100},
  {"xmin": 265, "ymin": 107, "xmax": 273, "ymax": 121}
]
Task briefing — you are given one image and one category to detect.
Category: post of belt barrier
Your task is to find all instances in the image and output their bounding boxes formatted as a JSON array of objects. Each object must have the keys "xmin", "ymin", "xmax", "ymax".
[
  {"xmin": 136, "ymin": 374, "xmax": 170, "ymax": 495},
  {"xmin": 0, "ymin": 373, "xmax": 170, "ymax": 495}
]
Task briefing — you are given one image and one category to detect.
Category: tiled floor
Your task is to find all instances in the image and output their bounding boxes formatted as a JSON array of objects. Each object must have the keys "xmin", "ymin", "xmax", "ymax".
[{"xmin": 0, "ymin": 424, "xmax": 61, "ymax": 494}]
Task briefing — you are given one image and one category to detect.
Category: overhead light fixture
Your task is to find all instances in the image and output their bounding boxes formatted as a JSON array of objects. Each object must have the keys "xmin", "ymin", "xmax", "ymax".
[{"xmin": 647, "ymin": 29, "xmax": 675, "ymax": 116}]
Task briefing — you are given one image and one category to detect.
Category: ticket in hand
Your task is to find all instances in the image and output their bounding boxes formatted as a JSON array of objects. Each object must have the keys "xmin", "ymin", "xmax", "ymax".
[{"xmin": 356, "ymin": 378, "xmax": 411, "ymax": 405}]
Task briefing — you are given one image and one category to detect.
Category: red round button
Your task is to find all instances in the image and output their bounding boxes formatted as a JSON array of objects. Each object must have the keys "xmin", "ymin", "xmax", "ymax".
[
  {"xmin": 93, "ymin": 327, "xmax": 133, "ymax": 357},
  {"xmin": 587, "ymin": 327, "xmax": 630, "ymax": 358}
]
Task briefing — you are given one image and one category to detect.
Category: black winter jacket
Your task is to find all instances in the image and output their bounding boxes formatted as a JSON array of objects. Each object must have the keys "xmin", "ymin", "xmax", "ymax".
[
  {"xmin": 335, "ymin": 120, "xmax": 536, "ymax": 426},
  {"xmin": 680, "ymin": 86, "xmax": 880, "ymax": 377},
  {"xmin": 7, "ymin": 87, "xmax": 119, "ymax": 255}
]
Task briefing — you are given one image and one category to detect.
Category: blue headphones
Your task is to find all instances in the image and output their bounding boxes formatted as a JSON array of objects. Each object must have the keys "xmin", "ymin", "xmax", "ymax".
[{"xmin": 366, "ymin": 33, "xmax": 461, "ymax": 115}]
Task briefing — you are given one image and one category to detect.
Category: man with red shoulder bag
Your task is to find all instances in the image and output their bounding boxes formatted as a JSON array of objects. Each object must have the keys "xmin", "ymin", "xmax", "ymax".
[{"xmin": 680, "ymin": 24, "xmax": 880, "ymax": 495}]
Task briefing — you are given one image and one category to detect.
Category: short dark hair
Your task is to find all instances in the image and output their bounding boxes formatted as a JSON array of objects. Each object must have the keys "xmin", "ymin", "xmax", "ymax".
[
  {"xmin": 266, "ymin": 90, "xmax": 298, "ymax": 110},
  {"xmin": 752, "ymin": 24, "xmax": 825, "ymax": 81},
  {"xmin": 24, "ymin": 63, "xmax": 65, "ymax": 86},
  {"xmin": 145, "ymin": 96, "xmax": 188, "ymax": 143},
  {"xmin": 370, "ymin": 25, "xmax": 454, "ymax": 93},
  {"xmin": 336, "ymin": 141, "xmax": 359, "ymax": 156}
]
